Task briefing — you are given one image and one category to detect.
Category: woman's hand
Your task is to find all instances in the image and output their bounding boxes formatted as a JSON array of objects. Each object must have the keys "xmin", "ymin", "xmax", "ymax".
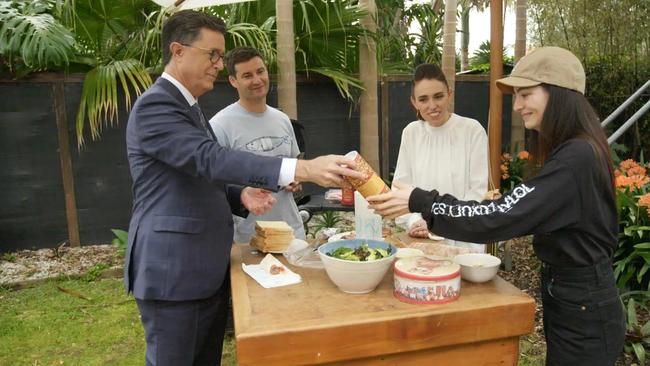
[
  {"xmin": 367, "ymin": 181, "xmax": 414, "ymax": 219},
  {"xmin": 407, "ymin": 219, "xmax": 429, "ymax": 238}
]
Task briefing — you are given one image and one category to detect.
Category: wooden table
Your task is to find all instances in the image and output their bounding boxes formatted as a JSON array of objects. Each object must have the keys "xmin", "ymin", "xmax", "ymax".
[{"xmin": 230, "ymin": 244, "xmax": 535, "ymax": 365}]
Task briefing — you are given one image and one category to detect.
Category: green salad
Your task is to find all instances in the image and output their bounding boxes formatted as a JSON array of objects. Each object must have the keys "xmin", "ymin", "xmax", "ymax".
[{"xmin": 327, "ymin": 242, "xmax": 391, "ymax": 261}]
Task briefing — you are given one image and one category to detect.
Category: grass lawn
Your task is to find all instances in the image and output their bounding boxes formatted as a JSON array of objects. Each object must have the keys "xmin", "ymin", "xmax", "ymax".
[
  {"xmin": 0, "ymin": 277, "xmax": 237, "ymax": 366},
  {"xmin": 1, "ymin": 276, "xmax": 544, "ymax": 365}
]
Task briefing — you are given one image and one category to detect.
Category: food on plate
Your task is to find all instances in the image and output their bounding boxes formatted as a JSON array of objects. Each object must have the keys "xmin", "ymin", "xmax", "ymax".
[
  {"xmin": 327, "ymin": 242, "xmax": 392, "ymax": 262},
  {"xmin": 339, "ymin": 228, "xmax": 394, "ymax": 241},
  {"xmin": 408, "ymin": 242, "xmax": 470, "ymax": 258},
  {"xmin": 269, "ymin": 264, "xmax": 286, "ymax": 275}
]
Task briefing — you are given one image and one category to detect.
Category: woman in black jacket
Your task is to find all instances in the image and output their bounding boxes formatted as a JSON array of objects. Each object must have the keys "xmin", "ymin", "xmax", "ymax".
[{"xmin": 368, "ymin": 46, "xmax": 625, "ymax": 366}]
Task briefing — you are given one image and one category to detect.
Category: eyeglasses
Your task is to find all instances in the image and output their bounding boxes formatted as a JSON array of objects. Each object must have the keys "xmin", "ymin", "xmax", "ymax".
[{"xmin": 181, "ymin": 43, "xmax": 224, "ymax": 64}]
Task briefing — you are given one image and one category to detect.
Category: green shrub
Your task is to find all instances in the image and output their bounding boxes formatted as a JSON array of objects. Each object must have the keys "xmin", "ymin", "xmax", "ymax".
[
  {"xmin": 621, "ymin": 293, "xmax": 650, "ymax": 365},
  {"xmin": 613, "ymin": 159, "xmax": 650, "ymax": 291},
  {"xmin": 111, "ymin": 229, "xmax": 128, "ymax": 257}
]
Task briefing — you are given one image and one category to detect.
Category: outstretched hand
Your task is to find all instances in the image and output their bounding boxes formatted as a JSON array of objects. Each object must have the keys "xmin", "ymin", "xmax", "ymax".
[
  {"xmin": 366, "ymin": 181, "xmax": 415, "ymax": 219},
  {"xmin": 295, "ymin": 155, "xmax": 364, "ymax": 188},
  {"xmin": 241, "ymin": 187, "xmax": 276, "ymax": 215},
  {"xmin": 407, "ymin": 219, "xmax": 430, "ymax": 238}
]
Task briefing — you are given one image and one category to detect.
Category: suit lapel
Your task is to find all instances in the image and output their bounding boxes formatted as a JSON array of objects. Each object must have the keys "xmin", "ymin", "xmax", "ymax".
[{"xmin": 155, "ymin": 77, "xmax": 215, "ymax": 140}]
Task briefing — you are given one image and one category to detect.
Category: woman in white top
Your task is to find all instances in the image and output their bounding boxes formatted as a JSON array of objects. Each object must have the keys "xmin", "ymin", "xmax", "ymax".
[{"xmin": 393, "ymin": 63, "xmax": 488, "ymax": 252}]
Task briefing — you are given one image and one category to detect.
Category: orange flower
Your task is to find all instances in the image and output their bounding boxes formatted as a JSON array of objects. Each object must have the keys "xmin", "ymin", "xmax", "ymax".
[
  {"xmin": 620, "ymin": 159, "xmax": 640, "ymax": 171},
  {"xmin": 639, "ymin": 193, "xmax": 650, "ymax": 215},
  {"xmin": 501, "ymin": 153, "xmax": 512, "ymax": 162},
  {"xmin": 614, "ymin": 169, "xmax": 622, "ymax": 177},
  {"xmin": 616, "ymin": 175, "xmax": 650, "ymax": 190},
  {"xmin": 627, "ymin": 165, "xmax": 647, "ymax": 177},
  {"xmin": 616, "ymin": 175, "xmax": 632, "ymax": 189},
  {"xmin": 517, "ymin": 151, "xmax": 530, "ymax": 160}
]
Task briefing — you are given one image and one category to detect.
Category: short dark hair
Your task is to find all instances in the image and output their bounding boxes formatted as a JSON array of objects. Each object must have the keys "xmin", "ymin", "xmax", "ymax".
[
  {"xmin": 225, "ymin": 47, "xmax": 265, "ymax": 77},
  {"xmin": 412, "ymin": 63, "xmax": 449, "ymax": 94},
  {"xmin": 161, "ymin": 10, "xmax": 227, "ymax": 66}
]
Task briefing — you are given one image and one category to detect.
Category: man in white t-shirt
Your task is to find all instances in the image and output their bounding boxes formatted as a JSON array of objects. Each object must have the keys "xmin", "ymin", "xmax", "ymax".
[{"xmin": 209, "ymin": 47, "xmax": 306, "ymax": 243}]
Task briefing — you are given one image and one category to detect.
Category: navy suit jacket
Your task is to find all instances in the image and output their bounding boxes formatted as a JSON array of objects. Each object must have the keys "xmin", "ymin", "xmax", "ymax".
[{"xmin": 125, "ymin": 77, "xmax": 282, "ymax": 301}]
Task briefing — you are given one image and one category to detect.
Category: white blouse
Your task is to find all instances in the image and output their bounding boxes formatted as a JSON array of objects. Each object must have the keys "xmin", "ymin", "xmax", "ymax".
[{"xmin": 393, "ymin": 113, "xmax": 489, "ymax": 251}]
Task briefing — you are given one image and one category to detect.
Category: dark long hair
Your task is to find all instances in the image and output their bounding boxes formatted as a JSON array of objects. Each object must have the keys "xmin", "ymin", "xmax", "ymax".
[{"xmin": 529, "ymin": 84, "xmax": 615, "ymax": 193}]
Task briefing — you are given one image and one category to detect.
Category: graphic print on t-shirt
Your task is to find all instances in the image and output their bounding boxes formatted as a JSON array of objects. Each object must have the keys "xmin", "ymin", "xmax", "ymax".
[{"xmin": 245, "ymin": 135, "xmax": 292, "ymax": 153}]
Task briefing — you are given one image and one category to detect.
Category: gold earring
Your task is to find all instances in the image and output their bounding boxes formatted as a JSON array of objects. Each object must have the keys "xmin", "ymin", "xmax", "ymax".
[{"xmin": 416, "ymin": 110, "xmax": 423, "ymax": 120}]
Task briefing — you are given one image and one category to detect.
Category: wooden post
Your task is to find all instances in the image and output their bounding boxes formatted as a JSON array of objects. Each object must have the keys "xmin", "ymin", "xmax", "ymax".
[
  {"xmin": 487, "ymin": 0, "xmax": 503, "ymax": 255},
  {"xmin": 54, "ymin": 81, "xmax": 80, "ymax": 247},
  {"xmin": 359, "ymin": 0, "xmax": 380, "ymax": 173},
  {"xmin": 380, "ymin": 76, "xmax": 390, "ymax": 180}
]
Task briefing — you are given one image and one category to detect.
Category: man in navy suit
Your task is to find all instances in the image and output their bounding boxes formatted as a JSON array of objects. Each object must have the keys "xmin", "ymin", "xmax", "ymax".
[{"xmin": 125, "ymin": 10, "xmax": 361, "ymax": 366}]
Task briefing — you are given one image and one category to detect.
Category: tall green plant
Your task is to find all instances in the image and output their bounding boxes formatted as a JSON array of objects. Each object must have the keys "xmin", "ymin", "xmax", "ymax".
[
  {"xmin": 613, "ymin": 159, "xmax": 650, "ymax": 291},
  {"xmin": 375, "ymin": 0, "xmax": 444, "ymax": 73},
  {"xmin": 0, "ymin": 0, "xmax": 75, "ymax": 77}
]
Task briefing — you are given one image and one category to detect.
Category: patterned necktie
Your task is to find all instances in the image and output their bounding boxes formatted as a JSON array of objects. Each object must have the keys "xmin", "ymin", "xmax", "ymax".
[{"xmin": 192, "ymin": 103, "xmax": 213, "ymax": 139}]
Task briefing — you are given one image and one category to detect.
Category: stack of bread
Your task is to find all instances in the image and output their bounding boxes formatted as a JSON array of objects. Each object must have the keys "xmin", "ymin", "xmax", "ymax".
[{"xmin": 250, "ymin": 221, "xmax": 294, "ymax": 253}]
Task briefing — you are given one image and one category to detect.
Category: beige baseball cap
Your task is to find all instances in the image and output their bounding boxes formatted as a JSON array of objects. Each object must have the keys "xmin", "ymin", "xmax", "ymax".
[{"xmin": 496, "ymin": 46, "xmax": 586, "ymax": 94}]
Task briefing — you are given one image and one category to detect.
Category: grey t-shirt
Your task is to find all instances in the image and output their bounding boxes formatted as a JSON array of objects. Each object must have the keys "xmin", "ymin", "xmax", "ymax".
[{"xmin": 209, "ymin": 102, "xmax": 306, "ymax": 243}]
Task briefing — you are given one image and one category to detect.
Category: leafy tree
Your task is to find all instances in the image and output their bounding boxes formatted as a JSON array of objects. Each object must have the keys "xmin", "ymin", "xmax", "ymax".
[{"xmin": 528, "ymin": 0, "xmax": 650, "ymax": 157}]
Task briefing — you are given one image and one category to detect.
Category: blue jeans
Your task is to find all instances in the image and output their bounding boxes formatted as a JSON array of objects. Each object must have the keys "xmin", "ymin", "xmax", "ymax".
[{"xmin": 541, "ymin": 261, "xmax": 625, "ymax": 366}]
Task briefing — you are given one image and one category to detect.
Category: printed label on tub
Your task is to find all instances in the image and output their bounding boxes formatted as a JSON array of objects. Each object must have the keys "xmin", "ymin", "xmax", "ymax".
[
  {"xmin": 393, "ymin": 275, "xmax": 460, "ymax": 304},
  {"xmin": 393, "ymin": 256, "xmax": 461, "ymax": 304}
]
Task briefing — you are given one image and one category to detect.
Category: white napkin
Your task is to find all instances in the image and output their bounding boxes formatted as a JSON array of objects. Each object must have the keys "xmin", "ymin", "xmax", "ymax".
[{"xmin": 242, "ymin": 254, "xmax": 302, "ymax": 288}]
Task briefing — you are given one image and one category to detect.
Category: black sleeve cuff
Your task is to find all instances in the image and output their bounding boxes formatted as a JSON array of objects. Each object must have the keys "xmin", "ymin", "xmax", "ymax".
[
  {"xmin": 227, "ymin": 185, "xmax": 249, "ymax": 218},
  {"xmin": 409, "ymin": 188, "xmax": 438, "ymax": 225}
]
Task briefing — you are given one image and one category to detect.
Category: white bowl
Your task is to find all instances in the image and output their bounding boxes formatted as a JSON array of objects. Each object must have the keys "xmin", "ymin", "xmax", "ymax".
[
  {"xmin": 453, "ymin": 253, "xmax": 501, "ymax": 283},
  {"xmin": 318, "ymin": 239, "xmax": 397, "ymax": 294}
]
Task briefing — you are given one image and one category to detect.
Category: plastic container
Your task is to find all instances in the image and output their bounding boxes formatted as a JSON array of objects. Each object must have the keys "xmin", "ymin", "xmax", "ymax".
[{"xmin": 393, "ymin": 256, "xmax": 461, "ymax": 304}]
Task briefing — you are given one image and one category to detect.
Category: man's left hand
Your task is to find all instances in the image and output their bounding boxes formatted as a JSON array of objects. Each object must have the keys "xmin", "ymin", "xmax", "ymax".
[{"xmin": 241, "ymin": 187, "xmax": 276, "ymax": 215}]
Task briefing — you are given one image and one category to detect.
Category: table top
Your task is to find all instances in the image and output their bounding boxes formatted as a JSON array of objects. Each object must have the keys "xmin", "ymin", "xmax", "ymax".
[{"xmin": 230, "ymin": 244, "xmax": 536, "ymax": 365}]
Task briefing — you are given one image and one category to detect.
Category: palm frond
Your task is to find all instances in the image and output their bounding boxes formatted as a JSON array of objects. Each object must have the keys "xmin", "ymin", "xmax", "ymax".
[
  {"xmin": 306, "ymin": 67, "xmax": 364, "ymax": 102},
  {"xmin": 76, "ymin": 59, "xmax": 152, "ymax": 147},
  {"xmin": 227, "ymin": 22, "xmax": 275, "ymax": 66}
]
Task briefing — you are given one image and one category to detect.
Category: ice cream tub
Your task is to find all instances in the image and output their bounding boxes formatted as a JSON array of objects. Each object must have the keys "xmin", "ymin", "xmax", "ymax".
[
  {"xmin": 393, "ymin": 256, "xmax": 461, "ymax": 305},
  {"xmin": 343, "ymin": 151, "xmax": 389, "ymax": 198}
]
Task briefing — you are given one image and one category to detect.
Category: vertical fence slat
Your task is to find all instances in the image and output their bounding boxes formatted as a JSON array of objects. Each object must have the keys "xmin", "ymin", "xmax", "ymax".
[{"xmin": 53, "ymin": 82, "xmax": 80, "ymax": 247}]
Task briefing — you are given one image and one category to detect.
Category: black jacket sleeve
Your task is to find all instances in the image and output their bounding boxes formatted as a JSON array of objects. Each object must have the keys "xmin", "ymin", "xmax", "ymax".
[{"xmin": 408, "ymin": 158, "xmax": 582, "ymax": 243}]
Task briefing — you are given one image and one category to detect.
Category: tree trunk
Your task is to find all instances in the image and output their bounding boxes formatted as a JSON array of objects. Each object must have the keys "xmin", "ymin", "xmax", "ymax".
[
  {"xmin": 460, "ymin": 6, "xmax": 470, "ymax": 72},
  {"xmin": 276, "ymin": 0, "xmax": 297, "ymax": 119},
  {"xmin": 358, "ymin": 0, "xmax": 380, "ymax": 173},
  {"xmin": 514, "ymin": 0, "xmax": 527, "ymax": 62},
  {"xmin": 441, "ymin": 0, "xmax": 457, "ymax": 112},
  {"xmin": 510, "ymin": 0, "xmax": 527, "ymax": 153}
]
